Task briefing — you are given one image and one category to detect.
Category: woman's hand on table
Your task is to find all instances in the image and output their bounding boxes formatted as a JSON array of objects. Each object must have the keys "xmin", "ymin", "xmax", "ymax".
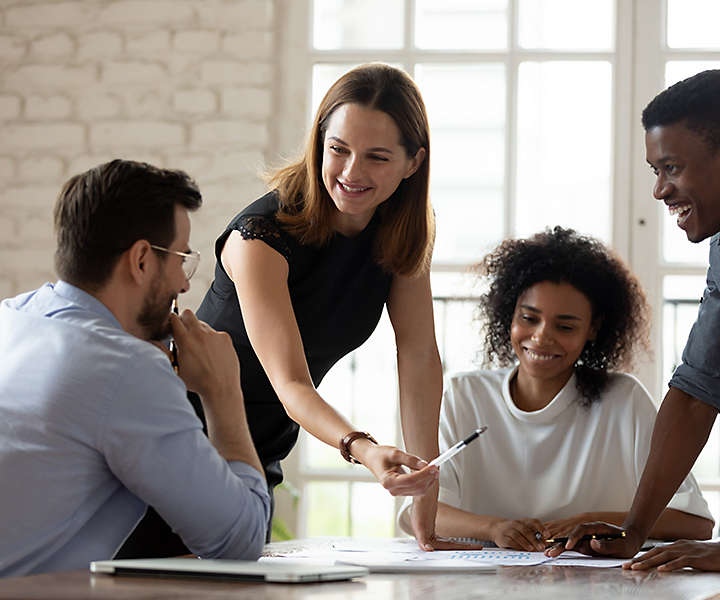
[
  {"xmin": 409, "ymin": 490, "xmax": 484, "ymax": 552},
  {"xmin": 490, "ymin": 518, "xmax": 548, "ymax": 552}
]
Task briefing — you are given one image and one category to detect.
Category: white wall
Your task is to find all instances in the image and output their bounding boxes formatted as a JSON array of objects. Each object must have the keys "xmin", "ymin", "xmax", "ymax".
[{"xmin": 0, "ymin": 0, "xmax": 281, "ymax": 310}]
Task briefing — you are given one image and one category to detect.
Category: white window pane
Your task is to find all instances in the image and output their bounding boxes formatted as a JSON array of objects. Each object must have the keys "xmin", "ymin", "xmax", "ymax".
[
  {"xmin": 305, "ymin": 482, "xmax": 349, "ymax": 536},
  {"xmin": 307, "ymin": 312, "xmax": 397, "ymax": 470},
  {"xmin": 516, "ymin": 61, "xmax": 612, "ymax": 241},
  {"xmin": 313, "ymin": 0, "xmax": 404, "ymax": 50},
  {"xmin": 311, "ymin": 63, "xmax": 404, "ymax": 121},
  {"xmin": 665, "ymin": 61, "xmax": 720, "ymax": 88},
  {"xmin": 304, "ymin": 351, "xmax": 354, "ymax": 470},
  {"xmin": 662, "ymin": 275, "xmax": 704, "ymax": 391},
  {"xmin": 311, "ymin": 63, "xmax": 358, "ymax": 120},
  {"xmin": 347, "ymin": 312, "xmax": 398, "ymax": 445},
  {"xmin": 416, "ymin": 64, "xmax": 505, "ymax": 263},
  {"xmin": 433, "ymin": 298, "xmax": 480, "ymax": 374},
  {"xmin": 430, "ymin": 271, "xmax": 480, "ymax": 298},
  {"xmin": 667, "ymin": 0, "xmax": 720, "ymax": 49},
  {"xmin": 518, "ymin": 0, "xmax": 614, "ymax": 50},
  {"xmin": 662, "ymin": 209, "xmax": 710, "ymax": 264},
  {"xmin": 415, "ymin": 0, "xmax": 507, "ymax": 50},
  {"xmin": 663, "ymin": 274, "xmax": 706, "ymax": 300},
  {"xmin": 434, "ymin": 189, "xmax": 504, "ymax": 262},
  {"xmin": 350, "ymin": 483, "xmax": 395, "ymax": 537}
]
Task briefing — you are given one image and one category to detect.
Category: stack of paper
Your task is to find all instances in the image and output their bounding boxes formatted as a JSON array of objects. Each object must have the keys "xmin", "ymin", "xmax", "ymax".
[{"xmin": 261, "ymin": 538, "xmax": 628, "ymax": 574}]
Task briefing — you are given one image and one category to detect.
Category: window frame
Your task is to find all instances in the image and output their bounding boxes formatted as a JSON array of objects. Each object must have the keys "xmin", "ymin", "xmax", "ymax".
[{"xmin": 273, "ymin": 0, "xmax": 720, "ymax": 537}]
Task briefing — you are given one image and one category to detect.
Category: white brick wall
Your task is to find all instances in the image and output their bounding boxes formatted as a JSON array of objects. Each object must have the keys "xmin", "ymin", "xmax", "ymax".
[{"xmin": 0, "ymin": 0, "xmax": 278, "ymax": 310}]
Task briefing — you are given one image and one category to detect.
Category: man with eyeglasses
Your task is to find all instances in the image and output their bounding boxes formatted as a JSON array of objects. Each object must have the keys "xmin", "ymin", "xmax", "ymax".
[{"xmin": 0, "ymin": 159, "xmax": 270, "ymax": 577}]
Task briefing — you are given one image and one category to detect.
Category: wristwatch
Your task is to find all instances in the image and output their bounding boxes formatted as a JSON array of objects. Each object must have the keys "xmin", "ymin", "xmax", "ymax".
[{"xmin": 339, "ymin": 431, "xmax": 377, "ymax": 464}]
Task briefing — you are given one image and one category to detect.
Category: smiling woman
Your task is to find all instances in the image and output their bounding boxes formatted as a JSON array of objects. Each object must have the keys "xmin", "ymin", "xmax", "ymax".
[
  {"xmin": 321, "ymin": 104, "xmax": 425, "ymax": 236},
  {"xmin": 398, "ymin": 226, "xmax": 714, "ymax": 550},
  {"xmin": 119, "ymin": 63, "xmax": 466, "ymax": 557}
]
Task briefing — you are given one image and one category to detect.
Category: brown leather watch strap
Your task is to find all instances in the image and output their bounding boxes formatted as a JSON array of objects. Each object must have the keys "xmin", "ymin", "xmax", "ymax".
[{"xmin": 339, "ymin": 431, "xmax": 377, "ymax": 464}]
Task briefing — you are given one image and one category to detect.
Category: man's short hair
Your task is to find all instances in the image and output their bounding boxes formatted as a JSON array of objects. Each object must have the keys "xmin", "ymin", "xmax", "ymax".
[
  {"xmin": 54, "ymin": 159, "xmax": 202, "ymax": 290},
  {"xmin": 642, "ymin": 69, "xmax": 720, "ymax": 153}
]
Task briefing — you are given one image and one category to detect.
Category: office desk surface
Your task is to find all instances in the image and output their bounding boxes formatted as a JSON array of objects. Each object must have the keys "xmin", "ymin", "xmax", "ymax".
[{"xmin": 1, "ymin": 538, "xmax": 720, "ymax": 600}]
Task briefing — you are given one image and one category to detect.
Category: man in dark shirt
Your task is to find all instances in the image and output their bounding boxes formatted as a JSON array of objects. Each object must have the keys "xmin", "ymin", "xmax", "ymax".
[{"xmin": 547, "ymin": 69, "xmax": 720, "ymax": 571}]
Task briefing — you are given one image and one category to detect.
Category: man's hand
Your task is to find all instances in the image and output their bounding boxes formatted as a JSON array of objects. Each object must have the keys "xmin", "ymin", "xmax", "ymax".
[
  {"xmin": 623, "ymin": 540, "xmax": 720, "ymax": 571},
  {"xmin": 544, "ymin": 522, "xmax": 643, "ymax": 558},
  {"xmin": 490, "ymin": 518, "xmax": 548, "ymax": 552},
  {"xmin": 169, "ymin": 311, "xmax": 262, "ymax": 471},
  {"xmin": 543, "ymin": 513, "xmax": 591, "ymax": 540},
  {"xmin": 170, "ymin": 310, "xmax": 241, "ymax": 401}
]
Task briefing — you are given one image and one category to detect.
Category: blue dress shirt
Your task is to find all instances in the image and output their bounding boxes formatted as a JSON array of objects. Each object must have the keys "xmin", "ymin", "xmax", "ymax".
[{"xmin": 0, "ymin": 281, "xmax": 270, "ymax": 577}]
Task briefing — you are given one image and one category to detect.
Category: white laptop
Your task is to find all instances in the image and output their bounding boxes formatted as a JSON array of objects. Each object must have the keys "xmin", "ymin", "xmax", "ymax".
[{"xmin": 90, "ymin": 557, "xmax": 369, "ymax": 583}]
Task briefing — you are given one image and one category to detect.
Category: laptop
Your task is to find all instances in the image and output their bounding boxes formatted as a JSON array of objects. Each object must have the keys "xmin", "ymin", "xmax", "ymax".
[{"xmin": 90, "ymin": 557, "xmax": 369, "ymax": 583}]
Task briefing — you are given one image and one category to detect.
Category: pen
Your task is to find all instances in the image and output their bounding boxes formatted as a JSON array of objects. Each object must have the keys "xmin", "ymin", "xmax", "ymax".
[
  {"xmin": 428, "ymin": 427, "xmax": 487, "ymax": 468},
  {"xmin": 545, "ymin": 531, "xmax": 627, "ymax": 544},
  {"xmin": 169, "ymin": 299, "xmax": 178, "ymax": 372}
]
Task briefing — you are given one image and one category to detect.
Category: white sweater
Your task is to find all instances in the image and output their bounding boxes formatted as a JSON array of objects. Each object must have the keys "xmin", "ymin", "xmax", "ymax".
[{"xmin": 398, "ymin": 367, "xmax": 712, "ymax": 534}]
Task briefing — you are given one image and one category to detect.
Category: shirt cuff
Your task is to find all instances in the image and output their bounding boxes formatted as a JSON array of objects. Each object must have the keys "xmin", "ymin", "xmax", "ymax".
[
  {"xmin": 670, "ymin": 364, "xmax": 720, "ymax": 411},
  {"xmin": 227, "ymin": 461, "xmax": 269, "ymax": 496}
]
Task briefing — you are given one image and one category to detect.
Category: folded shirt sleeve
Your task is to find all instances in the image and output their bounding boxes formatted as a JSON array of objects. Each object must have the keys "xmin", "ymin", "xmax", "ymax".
[
  {"xmin": 99, "ymin": 349, "xmax": 271, "ymax": 560},
  {"xmin": 669, "ymin": 237, "xmax": 720, "ymax": 411}
]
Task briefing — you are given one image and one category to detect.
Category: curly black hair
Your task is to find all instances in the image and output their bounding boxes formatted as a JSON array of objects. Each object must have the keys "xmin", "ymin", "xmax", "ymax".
[
  {"xmin": 642, "ymin": 69, "xmax": 720, "ymax": 153},
  {"xmin": 477, "ymin": 227, "xmax": 650, "ymax": 404}
]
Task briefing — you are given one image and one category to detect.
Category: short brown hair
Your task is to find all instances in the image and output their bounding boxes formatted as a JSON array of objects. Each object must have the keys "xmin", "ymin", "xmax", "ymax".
[
  {"xmin": 54, "ymin": 159, "xmax": 202, "ymax": 290},
  {"xmin": 269, "ymin": 63, "xmax": 434, "ymax": 276}
]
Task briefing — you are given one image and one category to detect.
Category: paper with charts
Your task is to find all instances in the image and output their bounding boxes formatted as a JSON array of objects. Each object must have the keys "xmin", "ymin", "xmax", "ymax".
[{"xmin": 328, "ymin": 538, "xmax": 627, "ymax": 569}]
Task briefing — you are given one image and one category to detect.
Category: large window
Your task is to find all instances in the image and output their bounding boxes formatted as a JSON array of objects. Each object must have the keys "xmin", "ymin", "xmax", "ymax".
[{"xmin": 274, "ymin": 0, "xmax": 720, "ymax": 538}]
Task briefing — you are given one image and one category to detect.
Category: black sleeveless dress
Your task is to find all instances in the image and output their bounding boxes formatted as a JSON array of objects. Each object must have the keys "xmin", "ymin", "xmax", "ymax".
[
  {"xmin": 195, "ymin": 191, "xmax": 393, "ymax": 487},
  {"xmin": 116, "ymin": 191, "xmax": 393, "ymax": 557}
]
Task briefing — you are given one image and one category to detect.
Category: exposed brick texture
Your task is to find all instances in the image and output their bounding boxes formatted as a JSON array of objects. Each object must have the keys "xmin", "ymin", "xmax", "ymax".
[{"xmin": 0, "ymin": 0, "xmax": 278, "ymax": 309}]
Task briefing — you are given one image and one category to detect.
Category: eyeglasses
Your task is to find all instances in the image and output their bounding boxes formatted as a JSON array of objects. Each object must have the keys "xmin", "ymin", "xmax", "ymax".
[{"xmin": 150, "ymin": 244, "xmax": 200, "ymax": 280}]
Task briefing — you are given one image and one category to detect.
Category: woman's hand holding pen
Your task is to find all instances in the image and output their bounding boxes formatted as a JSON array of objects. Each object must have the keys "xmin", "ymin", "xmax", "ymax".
[{"xmin": 350, "ymin": 439, "xmax": 439, "ymax": 497}]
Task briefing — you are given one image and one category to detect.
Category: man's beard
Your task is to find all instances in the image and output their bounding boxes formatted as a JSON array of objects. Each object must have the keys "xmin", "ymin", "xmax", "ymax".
[{"xmin": 138, "ymin": 280, "xmax": 175, "ymax": 341}]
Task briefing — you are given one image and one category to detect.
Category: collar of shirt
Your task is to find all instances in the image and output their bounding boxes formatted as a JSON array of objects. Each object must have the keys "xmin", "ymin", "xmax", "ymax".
[{"xmin": 53, "ymin": 280, "xmax": 123, "ymax": 331}]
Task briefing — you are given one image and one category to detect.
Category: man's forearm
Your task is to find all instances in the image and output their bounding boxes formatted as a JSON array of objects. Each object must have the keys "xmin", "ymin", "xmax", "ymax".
[
  {"xmin": 624, "ymin": 387, "xmax": 716, "ymax": 537},
  {"xmin": 203, "ymin": 387, "xmax": 264, "ymax": 474}
]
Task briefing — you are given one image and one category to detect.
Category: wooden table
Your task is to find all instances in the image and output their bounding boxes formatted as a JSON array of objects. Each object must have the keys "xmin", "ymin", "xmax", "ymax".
[{"xmin": 2, "ymin": 539, "xmax": 720, "ymax": 599}]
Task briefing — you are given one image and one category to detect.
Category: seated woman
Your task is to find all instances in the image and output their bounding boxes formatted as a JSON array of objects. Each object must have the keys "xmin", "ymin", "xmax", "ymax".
[{"xmin": 398, "ymin": 227, "xmax": 714, "ymax": 550}]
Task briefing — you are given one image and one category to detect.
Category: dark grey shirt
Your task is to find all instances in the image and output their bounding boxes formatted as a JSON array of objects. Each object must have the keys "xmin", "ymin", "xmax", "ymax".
[{"xmin": 670, "ymin": 232, "xmax": 720, "ymax": 410}]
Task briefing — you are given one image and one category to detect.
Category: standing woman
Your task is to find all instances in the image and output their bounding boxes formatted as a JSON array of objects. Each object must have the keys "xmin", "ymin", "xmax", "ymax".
[{"xmin": 196, "ymin": 63, "xmax": 449, "ymax": 548}]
